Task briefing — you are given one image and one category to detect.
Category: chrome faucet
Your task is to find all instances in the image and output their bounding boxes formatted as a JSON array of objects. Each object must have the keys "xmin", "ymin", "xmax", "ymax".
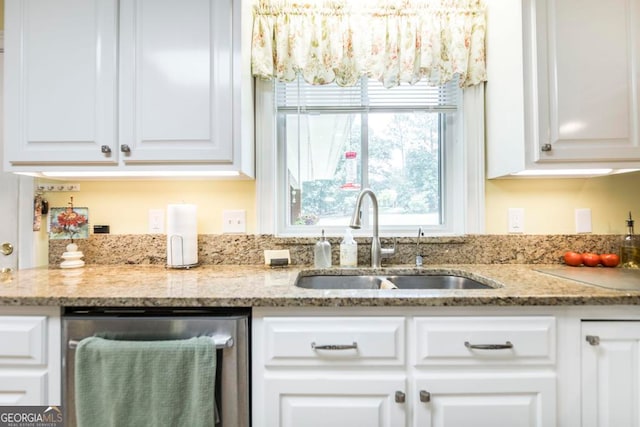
[{"xmin": 349, "ymin": 189, "xmax": 396, "ymax": 268}]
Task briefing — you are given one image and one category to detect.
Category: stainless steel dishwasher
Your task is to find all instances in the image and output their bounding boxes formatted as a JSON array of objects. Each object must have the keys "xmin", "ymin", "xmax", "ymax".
[{"xmin": 62, "ymin": 307, "xmax": 250, "ymax": 427}]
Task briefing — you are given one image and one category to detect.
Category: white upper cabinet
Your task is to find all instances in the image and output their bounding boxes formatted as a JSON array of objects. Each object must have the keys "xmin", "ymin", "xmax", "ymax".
[
  {"xmin": 486, "ymin": 0, "xmax": 640, "ymax": 178},
  {"xmin": 4, "ymin": 0, "xmax": 254, "ymax": 177},
  {"xmin": 4, "ymin": 0, "xmax": 118, "ymax": 166}
]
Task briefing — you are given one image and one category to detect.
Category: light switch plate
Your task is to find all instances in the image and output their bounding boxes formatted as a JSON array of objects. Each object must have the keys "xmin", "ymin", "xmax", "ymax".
[
  {"xmin": 223, "ymin": 210, "xmax": 246, "ymax": 234},
  {"xmin": 575, "ymin": 208, "xmax": 592, "ymax": 233}
]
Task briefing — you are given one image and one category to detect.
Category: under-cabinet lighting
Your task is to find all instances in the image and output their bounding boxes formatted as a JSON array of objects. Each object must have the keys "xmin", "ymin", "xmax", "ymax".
[
  {"xmin": 511, "ymin": 169, "xmax": 614, "ymax": 177},
  {"xmin": 38, "ymin": 171, "xmax": 241, "ymax": 178}
]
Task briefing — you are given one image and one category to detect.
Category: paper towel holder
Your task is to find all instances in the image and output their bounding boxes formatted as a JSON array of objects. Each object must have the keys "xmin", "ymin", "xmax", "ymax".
[{"xmin": 167, "ymin": 234, "xmax": 199, "ymax": 269}]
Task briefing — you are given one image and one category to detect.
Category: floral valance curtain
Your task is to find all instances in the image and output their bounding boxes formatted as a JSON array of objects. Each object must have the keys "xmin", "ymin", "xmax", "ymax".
[{"xmin": 251, "ymin": 0, "xmax": 487, "ymax": 88}]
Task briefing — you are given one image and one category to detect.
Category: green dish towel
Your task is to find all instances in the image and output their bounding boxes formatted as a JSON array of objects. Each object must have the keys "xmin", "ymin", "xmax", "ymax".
[{"xmin": 75, "ymin": 336, "xmax": 216, "ymax": 427}]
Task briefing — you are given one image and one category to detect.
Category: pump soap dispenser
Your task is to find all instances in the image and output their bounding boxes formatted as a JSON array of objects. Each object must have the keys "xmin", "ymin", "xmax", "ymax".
[
  {"xmin": 314, "ymin": 230, "xmax": 332, "ymax": 268},
  {"xmin": 340, "ymin": 228, "xmax": 358, "ymax": 267}
]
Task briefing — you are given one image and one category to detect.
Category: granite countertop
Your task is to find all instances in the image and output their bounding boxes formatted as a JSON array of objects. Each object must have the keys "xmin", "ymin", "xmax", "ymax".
[{"xmin": 1, "ymin": 264, "xmax": 639, "ymax": 307}]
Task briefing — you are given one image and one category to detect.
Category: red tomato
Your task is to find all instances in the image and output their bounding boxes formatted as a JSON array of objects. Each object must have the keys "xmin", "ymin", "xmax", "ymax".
[
  {"xmin": 563, "ymin": 251, "xmax": 583, "ymax": 266},
  {"xmin": 600, "ymin": 253, "xmax": 620, "ymax": 267},
  {"xmin": 582, "ymin": 253, "xmax": 601, "ymax": 267}
]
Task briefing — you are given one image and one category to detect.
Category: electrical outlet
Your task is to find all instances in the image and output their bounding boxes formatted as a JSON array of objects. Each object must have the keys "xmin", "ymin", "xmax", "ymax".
[
  {"xmin": 508, "ymin": 208, "xmax": 525, "ymax": 233},
  {"xmin": 148, "ymin": 209, "xmax": 165, "ymax": 234},
  {"xmin": 223, "ymin": 210, "xmax": 246, "ymax": 234},
  {"xmin": 575, "ymin": 208, "xmax": 592, "ymax": 233}
]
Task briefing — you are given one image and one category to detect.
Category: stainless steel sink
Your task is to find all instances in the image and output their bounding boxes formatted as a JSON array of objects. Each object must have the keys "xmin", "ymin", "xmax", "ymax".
[
  {"xmin": 295, "ymin": 275, "xmax": 382, "ymax": 290},
  {"xmin": 385, "ymin": 275, "xmax": 492, "ymax": 289},
  {"xmin": 294, "ymin": 274, "xmax": 494, "ymax": 290}
]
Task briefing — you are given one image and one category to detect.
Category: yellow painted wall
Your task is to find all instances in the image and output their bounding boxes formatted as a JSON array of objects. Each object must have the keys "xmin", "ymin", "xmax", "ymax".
[
  {"xmin": 0, "ymin": 0, "xmax": 4, "ymax": 32},
  {"xmin": 38, "ymin": 171, "xmax": 640, "ymax": 240},
  {"xmin": 37, "ymin": 179, "xmax": 256, "ymax": 265},
  {"xmin": 40, "ymin": 180, "xmax": 256, "ymax": 235},
  {"xmin": 485, "ymin": 171, "xmax": 640, "ymax": 234}
]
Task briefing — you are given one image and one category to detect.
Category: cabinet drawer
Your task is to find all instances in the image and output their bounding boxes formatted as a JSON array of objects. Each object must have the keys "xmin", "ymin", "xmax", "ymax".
[
  {"xmin": 414, "ymin": 316, "xmax": 555, "ymax": 366},
  {"xmin": 0, "ymin": 371, "xmax": 48, "ymax": 404},
  {"xmin": 0, "ymin": 316, "xmax": 47, "ymax": 365},
  {"xmin": 263, "ymin": 317, "xmax": 405, "ymax": 366}
]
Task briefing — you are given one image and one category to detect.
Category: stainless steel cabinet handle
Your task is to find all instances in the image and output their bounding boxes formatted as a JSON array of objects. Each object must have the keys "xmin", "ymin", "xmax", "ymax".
[
  {"xmin": 419, "ymin": 390, "xmax": 431, "ymax": 403},
  {"xmin": 311, "ymin": 342, "xmax": 358, "ymax": 351},
  {"xmin": 1, "ymin": 242, "xmax": 13, "ymax": 256},
  {"xmin": 586, "ymin": 335, "xmax": 600, "ymax": 346},
  {"xmin": 464, "ymin": 341, "xmax": 513, "ymax": 350},
  {"xmin": 68, "ymin": 334, "xmax": 234, "ymax": 350},
  {"xmin": 101, "ymin": 145, "xmax": 112, "ymax": 154},
  {"xmin": 120, "ymin": 144, "xmax": 131, "ymax": 153},
  {"xmin": 541, "ymin": 143, "xmax": 552, "ymax": 152},
  {"xmin": 395, "ymin": 391, "xmax": 406, "ymax": 403}
]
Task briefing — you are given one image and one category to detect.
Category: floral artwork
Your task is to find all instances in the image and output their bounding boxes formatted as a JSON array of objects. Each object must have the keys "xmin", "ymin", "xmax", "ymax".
[{"xmin": 49, "ymin": 204, "xmax": 89, "ymax": 241}]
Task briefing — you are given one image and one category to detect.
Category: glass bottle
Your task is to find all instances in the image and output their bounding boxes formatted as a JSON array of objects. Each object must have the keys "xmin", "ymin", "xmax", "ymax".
[
  {"xmin": 314, "ymin": 230, "xmax": 332, "ymax": 268},
  {"xmin": 620, "ymin": 212, "xmax": 640, "ymax": 269}
]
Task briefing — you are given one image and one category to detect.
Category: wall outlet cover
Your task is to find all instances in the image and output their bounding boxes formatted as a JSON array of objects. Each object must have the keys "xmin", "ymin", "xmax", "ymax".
[
  {"xmin": 148, "ymin": 209, "xmax": 164, "ymax": 234},
  {"xmin": 223, "ymin": 210, "xmax": 247, "ymax": 234},
  {"xmin": 508, "ymin": 208, "xmax": 525, "ymax": 233},
  {"xmin": 575, "ymin": 208, "xmax": 592, "ymax": 233}
]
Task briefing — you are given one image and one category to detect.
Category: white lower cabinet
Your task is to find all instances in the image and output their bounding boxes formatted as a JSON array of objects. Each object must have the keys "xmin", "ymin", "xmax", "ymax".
[
  {"xmin": 581, "ymin": 321, "xmax": 640, "ymax": 427},
  {"xmin": 412, "ymin": 316, "xmax": 556, "ymax": 427},
  {"xmin": 265, "ymin": 376, "xmax": 407, "ymax": 427},
  {"xmin": 0, "ymin": 307, "xmax": 61, "ymax": 406},
  {"xmin": 413, "ymin": 375, "xmax": 555, "ymax": 427},
  {"xmin": 252, "ymin": 311, "xmax": 557, "ymax": 427},
  {"xmin": 256, "ymin": 316, "xmax": 407, "ymax": 427}
]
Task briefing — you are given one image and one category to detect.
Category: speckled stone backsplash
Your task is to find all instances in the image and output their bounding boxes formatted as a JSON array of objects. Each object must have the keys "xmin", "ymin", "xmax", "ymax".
[{"xmin": 49, "ymin": 234, "xmax": 622, "ymax": 266}]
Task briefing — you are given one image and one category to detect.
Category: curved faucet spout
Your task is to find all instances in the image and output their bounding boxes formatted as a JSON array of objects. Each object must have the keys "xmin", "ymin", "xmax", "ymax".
[
  {"xmin": 349, "ymin": 188, "xmax": 392, "ymax": 268},
  {"xmin": 349, "ymin": 189, "xmax": 378, "ymax": 232}
]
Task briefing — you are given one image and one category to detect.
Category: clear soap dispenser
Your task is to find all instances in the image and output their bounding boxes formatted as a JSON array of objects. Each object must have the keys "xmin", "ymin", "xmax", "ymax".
[
  {"xmin": 621, "ymin": 212, "xmax": 640, "ymax": 269},
  {"xmin": 314, "ymin": 230, "xmax": 332, "ymax": 268}
]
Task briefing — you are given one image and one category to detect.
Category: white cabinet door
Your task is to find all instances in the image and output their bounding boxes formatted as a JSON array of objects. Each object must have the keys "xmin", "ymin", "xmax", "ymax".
[
  {"xmin": 582, "ymin": 321, "xmax": 640, "ymax": 427},
  {"xmin": 4, "ymin": 0, "xmax": 254, "ymax": 176},
  {"xmin": 0, "ymin": 42, "xmax": 19, "ymax": 272},
  {"xmin": 0, "ymin": 309, "xmax": 61, "ymax": 406},
  {"xmin": 531, "ymin": 0, "xmax": 640, "ymax": 163},
  {"xmin": 118, "ymin": 0, "xmax": 234, "ymax": 164},
  {"xmin": 413, "ymin": 375, "xmax": 556, "ymax": 427},
  {"xmin": 4, "ymin": 0, "xmax": 118, "ymax": 167},
  {"xmin": 264, "ymin": 376, "xmax": 407, "ymax": 427},
  {"xmin": 485, "ymin": 0, "xmax": 640, "ymax": 177}
]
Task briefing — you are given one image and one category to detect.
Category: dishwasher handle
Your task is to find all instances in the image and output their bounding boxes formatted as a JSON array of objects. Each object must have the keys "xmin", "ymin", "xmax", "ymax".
[{"xmin": 68, "ymin": 334, "xmax": 234, "ymax": 350}]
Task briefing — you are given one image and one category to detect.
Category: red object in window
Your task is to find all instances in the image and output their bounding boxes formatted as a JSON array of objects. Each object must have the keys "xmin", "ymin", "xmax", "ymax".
[{"xmin": 341, "ymin": 151, "xmax": 360, "ymax": 190}]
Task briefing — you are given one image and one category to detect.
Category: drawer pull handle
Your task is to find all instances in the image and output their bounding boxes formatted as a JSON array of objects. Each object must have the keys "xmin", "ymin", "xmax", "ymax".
[
  {"xmin": 311, "ymin": 342, "xmax": 358, "ymax": 351},
  {"xmin": 419, "ymin": 390, "xmax": 431, "ymax": 403},
  {"xmin": 464, "ymin": 341, "xmax": 513, "ymax": 350},
  {"xmin": 395, "ymin": 391, "xmax": 406, "ymax": 403}
]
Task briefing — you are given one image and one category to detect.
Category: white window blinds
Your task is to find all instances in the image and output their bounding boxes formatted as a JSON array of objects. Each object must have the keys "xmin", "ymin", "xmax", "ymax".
[{"xmin": 276, "ymin": 77, "xmax": 459, "ymax": 112}]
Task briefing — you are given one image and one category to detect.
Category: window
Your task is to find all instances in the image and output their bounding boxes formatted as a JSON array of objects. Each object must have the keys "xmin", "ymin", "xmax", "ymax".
[{"xmin": 255, "ymin": 79, "xmax": 485, "ymax": 237}]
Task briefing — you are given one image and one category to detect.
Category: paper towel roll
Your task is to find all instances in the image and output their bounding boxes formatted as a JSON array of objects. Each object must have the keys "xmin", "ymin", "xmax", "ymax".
[{"xmin": 166, "ymin": 204, "xmax": 198, "ymax": 267}]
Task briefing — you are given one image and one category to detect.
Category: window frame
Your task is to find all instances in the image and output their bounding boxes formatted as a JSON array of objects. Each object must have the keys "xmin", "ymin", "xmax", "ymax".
[{"xmin": 255, "ymin": 79, "xmax": 485, "ymax": 237}]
